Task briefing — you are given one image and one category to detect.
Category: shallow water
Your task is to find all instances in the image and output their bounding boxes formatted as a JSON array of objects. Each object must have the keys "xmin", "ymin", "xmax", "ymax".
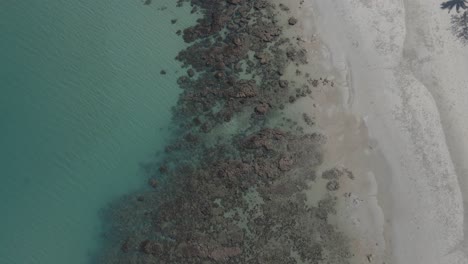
[{"xmin": 0, "ymin": 1, "xmax": 192, "ymax": 263}]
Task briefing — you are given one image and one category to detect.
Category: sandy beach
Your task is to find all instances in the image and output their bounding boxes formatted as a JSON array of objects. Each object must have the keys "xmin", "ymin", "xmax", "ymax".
[{"xmin": 287, "ymin": 0, "xmax": 468, "ymax": 263}]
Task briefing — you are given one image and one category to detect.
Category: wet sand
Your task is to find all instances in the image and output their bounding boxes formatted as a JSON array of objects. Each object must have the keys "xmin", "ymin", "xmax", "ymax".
[
  {"xmin": 289, "ymin": 0, "xmax": 468, "ymax": 263},
  {"xmin": 274, "ymin": 1, "xmax": 389, "ymax": 262}
]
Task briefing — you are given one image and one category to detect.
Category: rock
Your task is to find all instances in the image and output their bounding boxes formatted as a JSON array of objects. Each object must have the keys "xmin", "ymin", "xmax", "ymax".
[
  {"xmin": 201, "ymin": 122, "xmax": 212, "ymax": 133},
  {"xmin": 326, "ymin": 180, "xmax": 340, "ymax": 191},
  {"xmin": 279, "ymin": 4, "xmax": 290, "ymax": 11},
  {"xmin": 278, "ymin": 156, "xmax": 294, "ymax": 171},
  {"xmin": 176, "ymin": 242, "xmax": 202, "ymax": 258},
  {"xmin": 229, "ymin": 81, "xmax": 257, "ymax": 98},
  {"xmin": 215, "ymin": 71, "xmax": 224, "ymax": 79},
  {"xmin": 121, "ymin": 237, "xmax": 130, "ymax": 253},
  {"xmin": 278, "ymin": 80, "xmax": 289, "ymax": 88},
  {"xmin": 288, "ymin": 17, "xmax": 298, "ymax": 25},
  {"xmin": 303, "ymin": 113, "xmax": 314, "ymax": 126},
  {"xmin": 160, "ymin": 70, "xmax": 167, "ymax": 75},
  {"xmin": 148, "ymin": 178, "xmax": 158, "ymax": 188},
  {"xmin": 311, "ymin": 79, "xmax": 319, "ymax": 87},
  {"xmin": 322, "ymin": 168, "xmax": 344, "ymax": 180},
  {"xmin": 255, "ymin": 52, "xmax": 270, "ymax": 64},
  {"xmin": 159, "ymin": 165, "xmax": 168, "ymax": 174},
  {"xmin": 171, "ymin": 19, "xmax": 177, "ymax": 24},
  {"xmin": 140, "ymin": 240, "xmax": 163, "ymax": 255},
  {"xmin": 184, "ymin": 132, "xmax": 198, "ymax": 143},
  {"xmin": 254, "ymin": 0, "xmax": 268, "ymax": 9},
  {"xmin": 233, "ymin": 37, "xmax": 242, "ymax": 46},
  {"xmin": 192, "ymin": 117, "xmax": 201, "ymax": 126},
  {"xmin": 255, "ymin": 104, "xmax": 269, "ymax": 114},
  {"xmin": 187, "ymin": 68, "xmax": 195, "ymax": 77}
]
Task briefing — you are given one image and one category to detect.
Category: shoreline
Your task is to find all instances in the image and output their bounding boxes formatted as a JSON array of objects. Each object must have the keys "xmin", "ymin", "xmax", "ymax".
[{"xmin": 279, "ymin": 1, "xmax": 390, "ymax": 262}]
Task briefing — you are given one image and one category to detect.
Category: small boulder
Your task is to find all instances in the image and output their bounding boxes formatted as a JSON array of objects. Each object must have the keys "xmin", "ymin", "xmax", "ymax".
[
  {"xmin": 278, "ymin": 156, "xmax": 294, "ymax": 171},
  {"xmin": 255, "ymin": 104, "xmax": 269, "ymax": 114},
  {"xmin": 187, "ymin": 68, "xmax": 195, "ymax": 77},
  {"xmin": 326, "ymin": 180, "xmax": 340, "ymax": 191},
  {"xmin": 288, "ymin": 17, "xmax": 298, "ymax": 25},
  {"xmin": 278, "ymin": 80, "xmax": 289, "ymax": 88},
  {"xmin": 233, "ymin": 37, "xmax": 242, "ymax": 46}
]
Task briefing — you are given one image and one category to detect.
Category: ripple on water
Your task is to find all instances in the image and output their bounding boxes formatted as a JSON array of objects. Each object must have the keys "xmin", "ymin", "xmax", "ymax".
[{"xmin": 0, "ymin": 1, "xmax": 195, "ymax": 263}]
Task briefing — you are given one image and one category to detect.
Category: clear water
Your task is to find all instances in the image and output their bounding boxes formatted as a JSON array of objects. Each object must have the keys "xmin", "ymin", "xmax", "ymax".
[{"xmin": 0, "ymin": 1, "xmax": 193, "ymax": 263}]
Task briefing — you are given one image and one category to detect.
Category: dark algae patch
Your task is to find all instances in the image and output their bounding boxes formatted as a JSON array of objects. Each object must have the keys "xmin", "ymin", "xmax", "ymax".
[{"xmin": 95, "ymin": 1, "xmax": 352, "ymax": 263}]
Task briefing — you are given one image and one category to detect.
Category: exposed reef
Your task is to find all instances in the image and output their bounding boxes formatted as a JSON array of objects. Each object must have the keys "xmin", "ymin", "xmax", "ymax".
[{"xmin": 95, "ymin": 1, "xmax": 352, "ymax": 263}]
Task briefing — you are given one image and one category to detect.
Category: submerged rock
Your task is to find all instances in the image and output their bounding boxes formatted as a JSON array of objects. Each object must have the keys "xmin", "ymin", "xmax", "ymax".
[
  {"xmin": 148, "ymin": 178, "xmax": 158, "ymax": 188},
  {"xmin": 187, "ymin": 68, "xmax": 195, "ymax": 77},
  {"xmin": 95, "ymin": 0, "xmax": 353, "ymax": 263},
  {"xmin": 140, "ymin": 240, "xmax": 163, "ymax": 255},
  {"xmin": 255, "ymin": 104, "xmax": 269, "ymax": 115},
  {"xmin": 278, "ymin": 156, "xmax": 294, "ymax": 171}
]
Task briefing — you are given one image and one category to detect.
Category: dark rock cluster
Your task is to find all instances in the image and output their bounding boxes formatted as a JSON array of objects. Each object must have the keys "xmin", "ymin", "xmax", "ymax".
[{"xmin": 94, "ymin": 1, "xmax": 352, "ymax": 263}]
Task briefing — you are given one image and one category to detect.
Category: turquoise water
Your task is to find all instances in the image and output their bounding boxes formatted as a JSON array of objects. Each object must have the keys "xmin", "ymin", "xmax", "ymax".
[{"xmin": 0, "ymin": 1, "xmax": 193, "ymax": 263}]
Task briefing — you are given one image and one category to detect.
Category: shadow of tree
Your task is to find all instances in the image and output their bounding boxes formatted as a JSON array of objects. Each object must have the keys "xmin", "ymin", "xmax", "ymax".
[
  {"xmin": 441, "ymin": 0, "xmax": 468, "ymax": 13},
  {"xmin": 451, "ymin": 10, "xmax": 468, "ymax": 44}
]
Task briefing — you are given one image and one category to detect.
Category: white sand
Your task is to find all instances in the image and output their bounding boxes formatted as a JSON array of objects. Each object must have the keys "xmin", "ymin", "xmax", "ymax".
[{"xmin": 293, "ymin": 0, "xmax": 468, "ymax": 263}]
